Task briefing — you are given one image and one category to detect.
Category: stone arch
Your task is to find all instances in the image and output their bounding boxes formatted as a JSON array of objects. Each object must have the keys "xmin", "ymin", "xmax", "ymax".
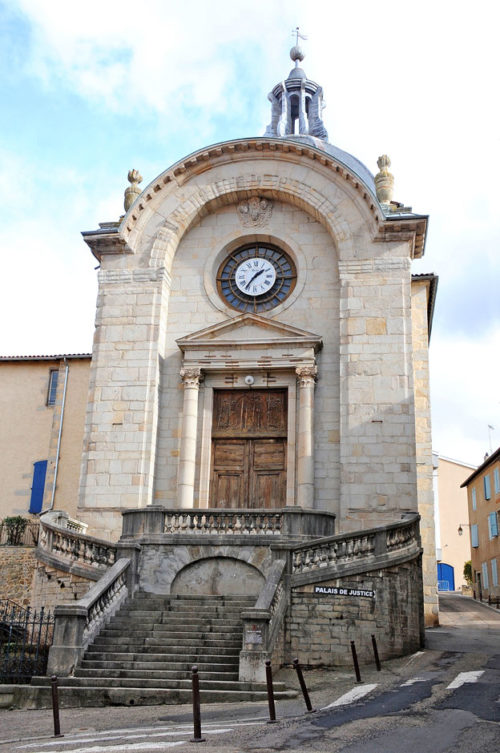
[
  {"xmin": 170, "ymin": 556, "xmax": 265, "ymax": 596},
  {"xmin": 148, "ymin": 174, "xmax": 356, "ymax": 272}
]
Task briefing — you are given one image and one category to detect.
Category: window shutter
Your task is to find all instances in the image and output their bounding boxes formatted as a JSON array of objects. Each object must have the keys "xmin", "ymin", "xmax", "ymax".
[
  {"xmin": 482, "ymin": 562, "xmax": 489, "ymax": 590},
  {"xmin": 484, "ymin": 474, "xmax": 491, "ymax": 500},
  {"xmin": 471, "ymin": 524, "xmax": 479, "ymax": 548},
  {"xmin": 492, "ymin": 558, "xmax": 499, "ymax": 588},
  {"xmin": 488, "ymin": 512, "xmax": 499, "ymax": 538},
  {"xmin": 472, "ymin": 488, "xmax": 477, "ymax": 511},
  {"xmin": 29, "ymin": 460, "xmax": 47, "ymax": 514},
  {"xmin": 494, "ymin": 468, "xmax": 500, "ymax": 494}
]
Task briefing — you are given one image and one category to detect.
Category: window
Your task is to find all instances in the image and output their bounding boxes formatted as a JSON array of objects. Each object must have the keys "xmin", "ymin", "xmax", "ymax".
[
  {"xmin": 471, "ymin": 488, "xmax": 477, "ymax": 511},
  {"xmin": 494, "ymin": 467, "xmax": 500, "ymax": 494},
  {"xmin": 492, "ymin": 559, "xmax": 499, "ymax": 588},
  {"xmin": 488, "ymin": 512, "xmax": 499, "ymax": 539},
  {"xmin": 471, "ymin": 524, "xmax": 479, "ymax": 548},
  {"xmin": 47, "ymin": 369, "xmax": 59, "ymax": 406},
  {"xmin": 481, "ymin": 562, "xmax": 489, "ymax": 590},
  {"xmin": 484, "ymin": 474, "xmax": 491, "ymax": 500}
]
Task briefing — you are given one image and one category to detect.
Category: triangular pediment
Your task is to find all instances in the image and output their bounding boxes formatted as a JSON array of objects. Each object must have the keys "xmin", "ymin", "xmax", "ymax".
[{"xmin": 177, "ymin": 313, "xmax": 322, "ymax": 351}]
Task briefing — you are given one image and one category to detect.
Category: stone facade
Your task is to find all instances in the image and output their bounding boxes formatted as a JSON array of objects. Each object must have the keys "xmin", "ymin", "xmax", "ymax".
[
  {"xmin": 289, "ymin": 558, "xmax": 424, "ymax": 666},
  {"xmin": 31, "ymin": 562, "xmax": 92, "ymax": 611}
]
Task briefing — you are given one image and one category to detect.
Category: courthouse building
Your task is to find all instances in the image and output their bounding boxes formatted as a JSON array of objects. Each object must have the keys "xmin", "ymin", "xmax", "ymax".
[{"xmin": 1, "ymin": 47, "xmax": 439, "ymax": 698}]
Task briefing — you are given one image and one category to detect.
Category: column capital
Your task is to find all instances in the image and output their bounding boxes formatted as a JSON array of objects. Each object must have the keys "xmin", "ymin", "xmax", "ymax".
[
  {"xmin": 180, "ymin": 367, "xmax": 203, "ymax": 388},
  {"xmin": 295, "ymin": 365, "xmax": 317, "ymax": 387}
]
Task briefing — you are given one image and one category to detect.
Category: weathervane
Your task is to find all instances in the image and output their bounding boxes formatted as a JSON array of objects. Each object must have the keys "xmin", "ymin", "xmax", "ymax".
[{"xmin": 292, "ymin": 26, "xmax": 307, "ymax": 46}]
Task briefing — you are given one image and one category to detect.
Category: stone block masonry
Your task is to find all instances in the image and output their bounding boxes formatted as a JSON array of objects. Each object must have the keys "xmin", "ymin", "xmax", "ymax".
[
  {"xmin": 0, "ymin": 547, "xmax": 37, "ymax": 606},
  {"xmin": 289, "ymin": 557, "xmax": 424, "ymax": 666}
]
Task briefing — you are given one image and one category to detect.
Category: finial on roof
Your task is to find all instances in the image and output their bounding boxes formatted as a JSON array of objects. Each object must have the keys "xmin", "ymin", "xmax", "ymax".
[
  {"xmin": 124, "ymin": 169, "xmax": 143, "ymax": 212},
  {"xmin": 290, "ymin": 26, "xmax": 306, "ymax": 66},
  {"xmin": 375, "ymin": 155, "xmax": 394, "ymax": 205}
]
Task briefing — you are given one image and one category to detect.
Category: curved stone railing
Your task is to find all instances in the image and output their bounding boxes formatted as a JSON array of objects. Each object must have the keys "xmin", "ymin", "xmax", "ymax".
[
  {"xmin": 37, "ymin": 515, "xmax": 117, "ymax": 581},
  {"xmin": 291, "ymin": 514, "xmax": 421, "ymax": 581},
  {"xmin": 122, "ymin": 506, "xmax": 336, "ymax": 541},
  {"xmin": 164, "ymin": 510, "xmax": 282, "ymax": 536},
  {"xmin": 47, "ymin": 558, "xmax": 130, "ymax": 677},
  {"xmin": 239, "ymin": 559, "xmax": 288, "ymax": 682}
]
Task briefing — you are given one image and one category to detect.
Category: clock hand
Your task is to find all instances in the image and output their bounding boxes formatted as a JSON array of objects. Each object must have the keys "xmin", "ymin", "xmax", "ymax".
[{"xmin": 245, "ymin": 268, "xmax": 265, "ymax": 289}]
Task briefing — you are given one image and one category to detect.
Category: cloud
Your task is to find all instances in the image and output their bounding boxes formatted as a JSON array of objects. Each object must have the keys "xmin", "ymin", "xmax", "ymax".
[{"xmin": 430, "ymin": 326, "xmax": 500, "ymax": 464}]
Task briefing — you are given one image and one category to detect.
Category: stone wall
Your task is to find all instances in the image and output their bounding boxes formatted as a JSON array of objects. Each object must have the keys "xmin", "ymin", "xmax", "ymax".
[
  {"xmin": 31, "ymin": 561, "xmax": 93, "ymax": 610},
  {"xmin": 0, "ymin": 547, "xmax": 37, "ymax": 605},
  {"xmin": 288, "ymin": 556, "xmax": 424, "ymax": 666}
]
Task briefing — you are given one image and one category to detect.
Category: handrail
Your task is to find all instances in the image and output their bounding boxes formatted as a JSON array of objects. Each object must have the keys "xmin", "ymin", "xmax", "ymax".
[
  {"xmin": 37, "ymin": 515, "xmax": 116, "ymax": 580},
  {"xmin": 47, "ymin": 558, "xmax": 130, "ymax": 676},
  {"xmin": 122, "ymin": 506, "xmax": 336, "ymax": 541},
  {"xmin": 291, "ymin": 514, "xmax": 421, "ymax": 580},
  {"xmin": 239, "ymin": 559, "xmax": 288, "ymax": 682}
]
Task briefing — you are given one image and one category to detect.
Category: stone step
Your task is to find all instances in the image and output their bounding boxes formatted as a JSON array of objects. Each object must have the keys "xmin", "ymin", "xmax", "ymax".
[
  {"xmin": 24, "ymin": 684, "xmax": 296, "ymax": 708},
  {"xmin": 99, "ymin": 622, "xmax": 243, "ymax": 638},
  {"xmin": 91, "ymin": 637, "xmax": 242, "ymax": 650},
  {"xmin": 124, "ymin": 605, "xmax": 251, "ymax": 615},
  {"xmin": 37, "ymin": 676, "xmax": 287, "ymax": 692},
  {"xmin": 82, "ymin": 652, "xmax": 239, "ymax": 665},
  {"xmin": 131, "ymin": 593, "xmax": 254, "ymax": 603},
  {"xmin": 77, "ymin": 664, "xmax": 239, "ymax": 679},
  {"xmin": 109, "ymin": 612, "xmax": 242, "ymax": 630}
]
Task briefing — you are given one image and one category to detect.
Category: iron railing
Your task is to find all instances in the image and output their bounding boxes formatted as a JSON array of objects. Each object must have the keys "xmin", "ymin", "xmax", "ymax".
[
  {"xmin": 0, "ymin": 599, "xmax": 54, "ymax": 683},
  {"xmin": 0, "ymin": 520, "xmax": 40, "ymax": 547}
]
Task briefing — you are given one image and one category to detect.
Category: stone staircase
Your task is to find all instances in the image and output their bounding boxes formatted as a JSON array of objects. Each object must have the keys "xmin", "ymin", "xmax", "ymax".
[{"xmin": 31, "ymin": 592, "xmax": 295, "ymax": 707}]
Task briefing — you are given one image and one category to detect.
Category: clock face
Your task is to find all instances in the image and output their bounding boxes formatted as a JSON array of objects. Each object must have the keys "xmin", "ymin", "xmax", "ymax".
[
  {"xmin": 235, "ymin": 257, "xmax": 276, "ymax": 296},
  {"xmin": 217, "ymin": 244, "xmax": 297, "ymax": 313}
]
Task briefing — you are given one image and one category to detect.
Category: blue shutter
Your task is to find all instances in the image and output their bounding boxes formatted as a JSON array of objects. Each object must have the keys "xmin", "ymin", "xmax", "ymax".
[
  {"xmin": 471, "ymin": 524, "xmax": 479, "ymax": 548},
  {"xmin": 484, "ymin": 474, "xmax": 491, "ymax": 500},
  {"xmin": 494, "ymin": 468, "xmax": 500, "ymax": 494},
  {"xmin": 482, "ymin": 562, "xmax": 489, "ymax": 590},
  {"xmin": 472, "ymin": 488, "xmax": 477, "ymax": 511},
  {"xmin": 492, "ymin": 559, "xmax": 499, "ymax": 588},
  {"xmin": 488, "ymin": 512, "xmax": 498, "ymax": 538},
  {"xmin": 29, "ymin": 460, "xmax": 47, "ymax": 514}
]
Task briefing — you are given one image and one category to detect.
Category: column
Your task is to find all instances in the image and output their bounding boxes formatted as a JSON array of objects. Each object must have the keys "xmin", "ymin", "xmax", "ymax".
[
  {"xmin": 178, "ymin": 368, "xmax": 203, "ymax": 509},
  {"xmin": 296, "ymin": 366, "xmax": 317, "ymax": 509}
]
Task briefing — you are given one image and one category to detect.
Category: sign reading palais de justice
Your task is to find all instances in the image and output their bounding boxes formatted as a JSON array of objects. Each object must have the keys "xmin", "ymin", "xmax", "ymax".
[{"xmin": 314, "ymin": 586, "xmax": 375, "ymax": 598}]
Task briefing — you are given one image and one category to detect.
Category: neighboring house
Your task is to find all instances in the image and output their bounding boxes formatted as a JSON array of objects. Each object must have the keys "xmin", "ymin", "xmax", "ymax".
[
  {"xmin": 432, "ymin": 453, "xmax": 474, "ymax": 591},
  {"xmin": 0, "ymin": 355, "xmax": 90, "ymax": 522},
  {"xmin": 461, "ymin": 448, "xmax": 500, "ymax": 598}
]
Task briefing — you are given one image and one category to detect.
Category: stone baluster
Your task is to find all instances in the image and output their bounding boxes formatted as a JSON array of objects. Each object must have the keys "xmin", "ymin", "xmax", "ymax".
[
  {"xmin": 178, "ymin": 368, "xmax": 203, "ymax": 509},
  {"xmin": 296, "ymin": 366, "xmax": 317, "ymax": 509}
]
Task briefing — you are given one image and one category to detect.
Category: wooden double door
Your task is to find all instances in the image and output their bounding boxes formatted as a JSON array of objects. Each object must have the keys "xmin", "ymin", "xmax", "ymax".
[{"xmin": 210, "ymin": 389, "xmax": 287, "ymax": 509}]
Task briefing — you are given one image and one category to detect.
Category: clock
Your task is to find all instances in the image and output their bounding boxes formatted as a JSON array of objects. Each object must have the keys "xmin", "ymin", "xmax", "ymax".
[{"xmin": 217, "ymin": 243, "xmax": 297, "ymax": 313}]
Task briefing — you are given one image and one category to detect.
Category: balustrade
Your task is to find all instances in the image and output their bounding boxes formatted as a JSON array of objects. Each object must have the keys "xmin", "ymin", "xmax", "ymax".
[
  {"xmin": 38, "ymin": 517, "xmax": 116, "ymax": 576},
  {"xmin": 292, "ymin": 515, "xmax": 420, "ymax": 576}
]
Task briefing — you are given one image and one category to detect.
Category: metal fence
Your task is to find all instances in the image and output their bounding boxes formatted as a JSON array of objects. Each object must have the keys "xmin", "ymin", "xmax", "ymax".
[
  {"xmin": 0, "ymin": 600, "xmax": 54, "ymax": 683},
  {"xmin": 0, "ymin": 520, "xmax": 40, "ymax": 547}
]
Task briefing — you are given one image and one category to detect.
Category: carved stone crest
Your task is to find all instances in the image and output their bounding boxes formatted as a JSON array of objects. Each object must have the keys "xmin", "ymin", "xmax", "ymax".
[{"xmin": 237, "ymin": 197, "xmax": 273, "ymax": 227}]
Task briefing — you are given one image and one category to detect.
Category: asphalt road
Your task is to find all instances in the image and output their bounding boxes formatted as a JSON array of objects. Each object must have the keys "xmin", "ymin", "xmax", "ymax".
[{"xmin": 0, "ymin": 594, "xmax": 498, "ymax": 752}]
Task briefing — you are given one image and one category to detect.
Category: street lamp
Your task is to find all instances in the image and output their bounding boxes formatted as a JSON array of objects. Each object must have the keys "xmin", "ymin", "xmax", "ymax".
[{"xmin": 458, "ymin": 523, "xmax": 470, "ymax": 536}]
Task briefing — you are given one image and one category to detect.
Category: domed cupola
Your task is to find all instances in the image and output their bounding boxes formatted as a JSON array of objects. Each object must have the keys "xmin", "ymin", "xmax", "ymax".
[{"xmin": 264, "ymin": 42, "xmax": 328, "ymax": 141}]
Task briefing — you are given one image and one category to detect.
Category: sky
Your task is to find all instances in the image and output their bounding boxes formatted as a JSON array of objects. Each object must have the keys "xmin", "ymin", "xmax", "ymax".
[{"xmin": 0, "ymin": 0, "xmax": 499, "ymax": 467}]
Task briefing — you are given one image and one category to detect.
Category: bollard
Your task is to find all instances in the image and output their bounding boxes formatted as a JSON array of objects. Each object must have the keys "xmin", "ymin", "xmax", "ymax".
[
  {"xmin": 265, "ymin": 660, "xmax": 277, "ymax": 723},
  {"xmin": 50, "ymin": 675, "xmax": 63, "ymax": 738},
  {"xmin": 190, "ymin": 665, "xmax": 205, "ymax": 743},
  {"xmin": 371, "ymin": 635, "xmax": 381, "ymax": 671},
  {"xmin": 293, "ymin": 658, "xmax": 315, "ymax": 712},
  {"xmin": 350, "ymin": 641, "xmax": 362, "ymax": 683}
]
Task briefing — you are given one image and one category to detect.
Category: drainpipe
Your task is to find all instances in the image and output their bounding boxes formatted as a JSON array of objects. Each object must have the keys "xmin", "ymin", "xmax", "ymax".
[{"xmin": 49, "ymin": 357, "xmax": 69, "ymax": 510}]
